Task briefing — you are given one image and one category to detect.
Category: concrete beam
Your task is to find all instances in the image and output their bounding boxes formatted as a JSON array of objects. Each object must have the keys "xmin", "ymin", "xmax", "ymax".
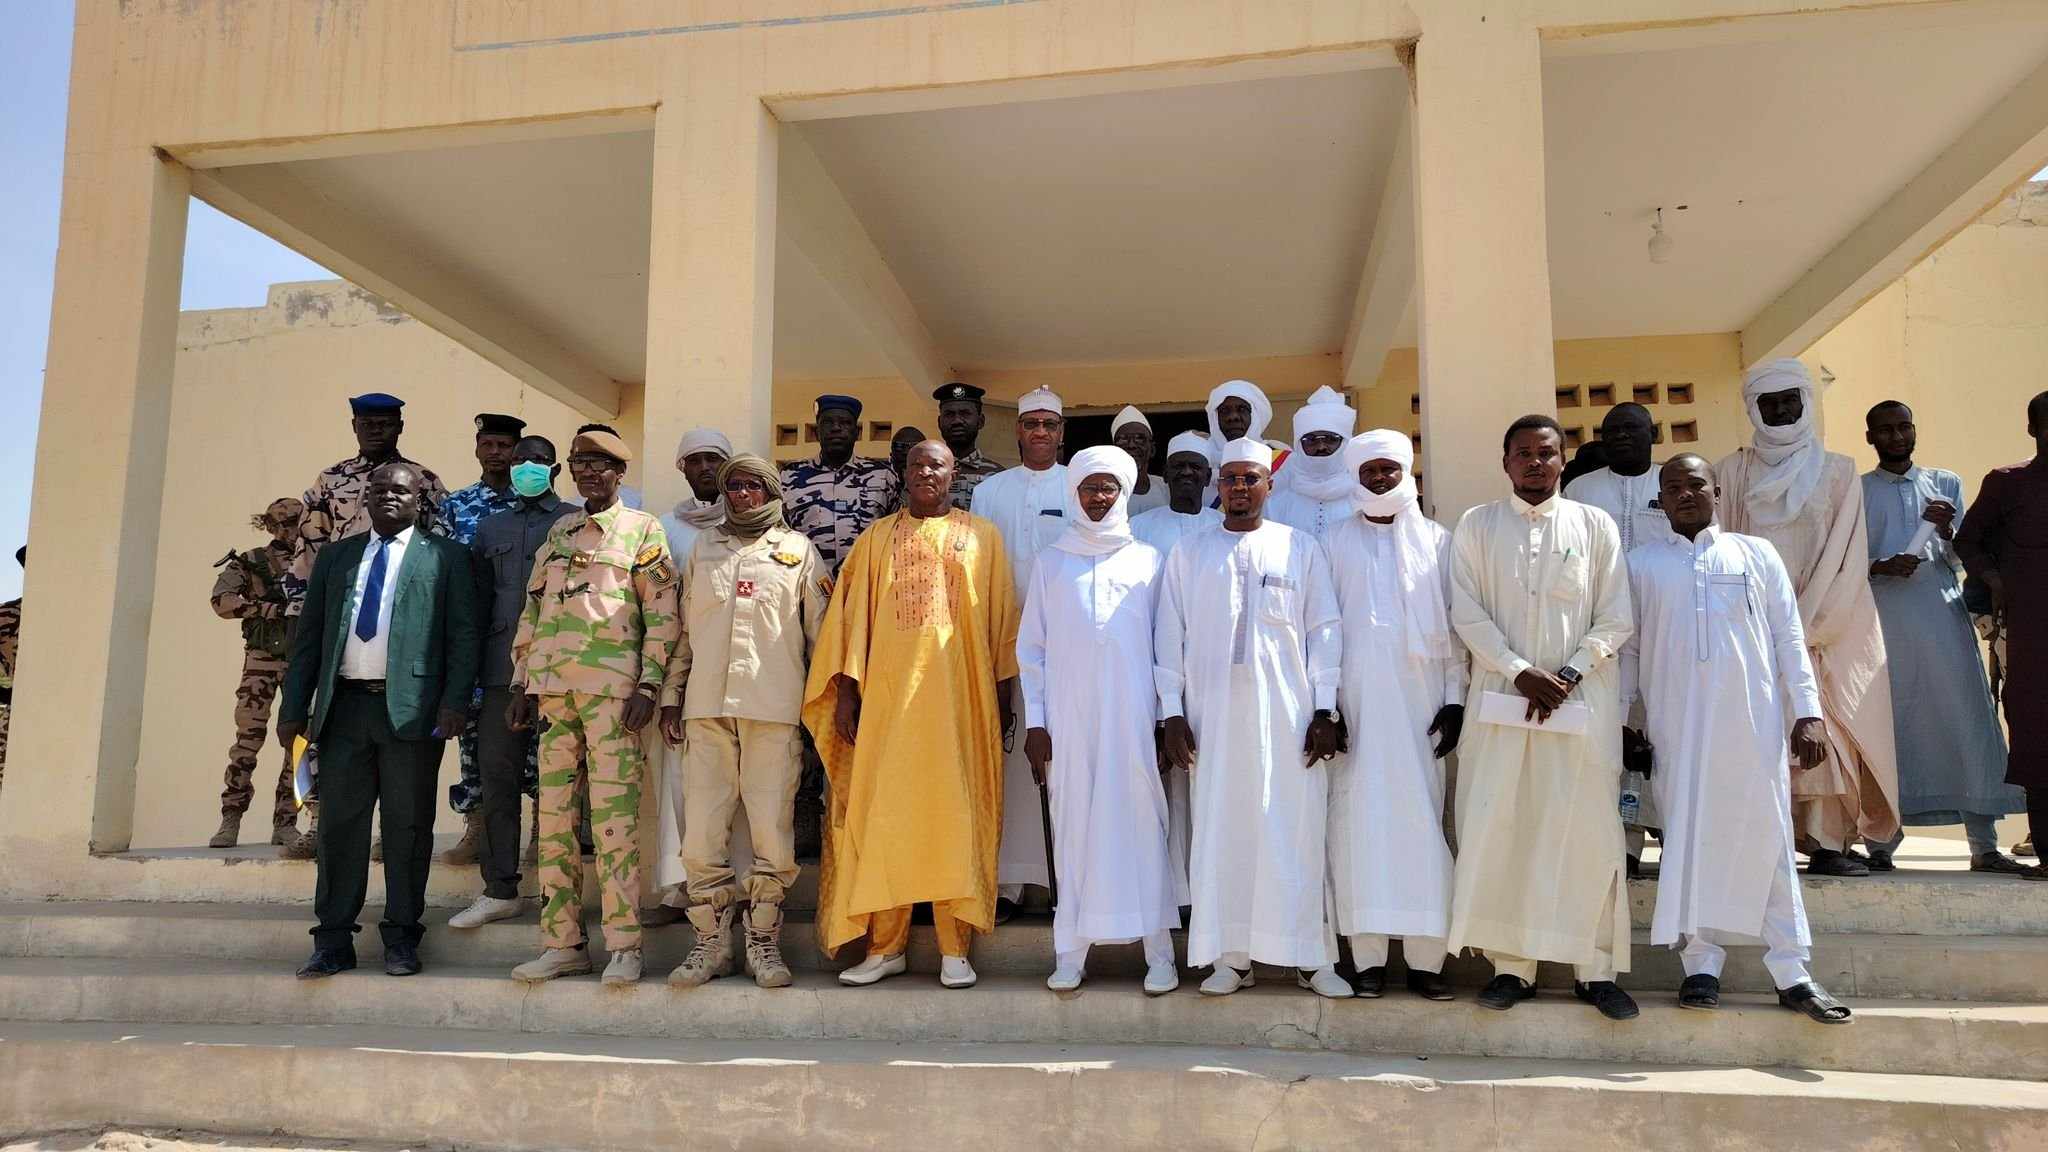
[
  {"xmin": 1341, "ymin": 105, "xmax": 1415, "ymax": 394},
  {"xmin": 188, "ymin": 165, "xmax": 621, "ymax": 418},
  {"xmin": 779, "ymin": 131, "xmax": 951, "ymax": 395},
  {"xmin": 168, "ymin": 108, "xmax": 656, "ymax": 170},
  {"xmin": 1741, "ymin": 52, "xmax": 2048, "ymax": 365}
]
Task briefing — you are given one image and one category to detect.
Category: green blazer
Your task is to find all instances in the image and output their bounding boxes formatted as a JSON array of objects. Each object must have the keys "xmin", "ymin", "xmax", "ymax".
[{"xmin": 281, "ymin": 530, "xmax": 481, "ymax": 742}]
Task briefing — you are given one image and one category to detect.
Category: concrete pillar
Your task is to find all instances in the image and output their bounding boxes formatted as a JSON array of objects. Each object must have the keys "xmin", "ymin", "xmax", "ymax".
[
  {"xmin": 1411, "ymin": 12, "xmax": 1559, "ymax": 523},
  {"xmin": 641, "ymin": 86, "xmax": 779, "ymax": 516},
  {"xmin": 0, "ymin": 149, "xmax": 189, "ymax": 857}
]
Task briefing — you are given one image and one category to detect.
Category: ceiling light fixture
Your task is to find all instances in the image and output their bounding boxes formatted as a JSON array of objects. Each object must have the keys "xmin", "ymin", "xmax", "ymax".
[{"xmin": 1648, "ymin": 208, "xmax": 1675, "ymax": 264}]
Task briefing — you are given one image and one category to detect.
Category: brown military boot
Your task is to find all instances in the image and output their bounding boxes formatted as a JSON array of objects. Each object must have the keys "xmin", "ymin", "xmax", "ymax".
[
  {"xmin": 745, "ymin": 903, "xmax": 793, "ymax": 989},
  {"xmin": 208, "ymin": 813, "xmax": 242, "ymax": 849},
  {"xmin": 440, "ymin": 810, "xmax": 483, "ymax": 865},
  {"xmin": 667, "ymin": 904, "xmax": 735, "ymax": 988},
  {"xmin": 277, "ymin": 829, "xmax": 315, "ymax": 860}
]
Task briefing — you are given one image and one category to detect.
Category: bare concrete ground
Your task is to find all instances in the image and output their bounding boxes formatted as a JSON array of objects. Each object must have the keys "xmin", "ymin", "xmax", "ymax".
[{"xmin": 3, "ymin": 1131, "xmax": 461, "ymax": 1152}]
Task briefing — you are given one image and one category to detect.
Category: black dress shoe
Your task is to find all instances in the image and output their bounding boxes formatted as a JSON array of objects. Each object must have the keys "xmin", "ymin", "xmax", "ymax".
[
  {"xmin": 1476, "ymin": 974, "xmax": 1535, "ymax": 1011},
  {"xmin": 1805, "ymin": 848, "xmax": 1870, "ymax": 877},
  {"xmin": 296, "ymin": 947, "xmax": 356, "ymax": 979},
  {"xmin": 1406, "ymin": 969, "xmax": 1455, "ymax": 1001},
  {"xmin": 1859, "ymin": 846, "xmax": 1895, "ymax": 872},
  {"xmin": 1574, "ymin": 980, "xmax": 1640, "ymax": 1021},
  {"xmin": 1352, "ymin": 966, "xmax": 1386, "ymax": 998},
  {"xmin": 384, "ymin": 941, "xmax": 423, "ymax": 976}
]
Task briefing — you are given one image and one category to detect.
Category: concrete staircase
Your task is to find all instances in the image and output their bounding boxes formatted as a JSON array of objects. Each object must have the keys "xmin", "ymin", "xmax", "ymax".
[{"xmin": 2, "ymin": 840, "xmax": 2046, "ymax": 1149}]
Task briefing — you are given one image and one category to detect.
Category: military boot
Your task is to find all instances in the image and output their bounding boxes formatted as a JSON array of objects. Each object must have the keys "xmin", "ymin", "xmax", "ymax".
[
  {"xmin": 668, "ymin": 904, "xmax": 735, "ymax": 988},
  {"xmin": 745, "ymin": 903, "xmax": 793, "ymax": 989},
  {"xmin": 440, "ymin": 810, "xmax": 483, "ymax": 865},
  {"xmin": 208, "ymin": 813, "xmax": 242, "ymax": 849}
]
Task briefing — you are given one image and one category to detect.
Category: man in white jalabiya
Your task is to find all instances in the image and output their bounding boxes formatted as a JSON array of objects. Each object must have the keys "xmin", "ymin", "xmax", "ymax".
[
  {"xmin": 1203, "ymin": 379, "xmax": 1275, "ymax": 501},
  {"xmin": 1018, "ymin": 445, "xmax": 1180, "ymax": 996},
  {"xmin": 1129, "ymin": 429, "xmax": 1223, "ymax": 904},
  {"xmin": 1156, "ymin": 439, "xmax": 1348, "ymax": 999},
  {"xmin": 1111, "ymin": 406, "xmax": 1170, "ymax": 516},
  {"xmin": 1625, "ymin": 454, "xmax": 1853, "ymax": 1025},
  {"xmin": 969, "ymin": 387, "xmax": 1068, "ymax": 913},
  {"xmin": 1266, "ymin": 385, "xmax": 1359, "ymax": 538},
  {"xmin": 651, "ymin": 426, "xmax": 745, "ymax": 921},
  {"xmin": 1449, "ymin": 415, "xmax": 1638, "ymax": 1021},
  {"xmin": 1312, "ymin": 429, "xmax": 1465, "ymax": 1001}
]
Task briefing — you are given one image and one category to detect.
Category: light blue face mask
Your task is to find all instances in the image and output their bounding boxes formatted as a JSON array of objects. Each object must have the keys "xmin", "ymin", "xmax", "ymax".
[{"xmin": 510, "ymin": 461, "xmax": 555, "ymax": 498}]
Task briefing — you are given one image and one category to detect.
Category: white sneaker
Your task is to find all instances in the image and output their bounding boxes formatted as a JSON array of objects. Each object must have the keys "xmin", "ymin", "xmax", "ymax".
[
  {"xmin": 838, "ymin": 950, "xmax": 908, "ymax": 987},
  {"xmin": 1143, "ymin": 961, "xmax": 1181, "ymax": 996},
  {"xmin": 510, "ymin": 947, "xmax": 592, "ymax": 983},
  {"xmin": 1046, "ymin": 965, "xmax": 1085, "ymax": 992},
  {"xmin": 602, "ymin": 948, "xmax": 643, "ymax": 986},
  {"xmin": 1298, "ymin": 965, "xmax": 1354, "ymax": 999},
  {"xmin": 1200, "ymin": 966, "xmax": 1254, "ymax": 996},
  {"xmin": 940, "ymin": 955, "xmax": 978, "ymax": 989},
  {"xmin": 447, "ymin": 894, "xmax": 525, "ymax": 929}
]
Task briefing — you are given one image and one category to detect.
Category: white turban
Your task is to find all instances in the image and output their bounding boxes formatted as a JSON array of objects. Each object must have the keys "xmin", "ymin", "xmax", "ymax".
[
  {"xmin": 1018, "ymin": 387, "xmax": 1064, "ymax": 417},
  {"xmin": 1053, "ymin": 445, "xmax": 1139, "ymax": 557},
  {"xmin": 1205, "ymin": 379, "xmax": 1272, "ymax": 446},
  {"xmin": 1165, "ymin": 430, "xmax": 1218, "ymax": 468},
  {"xmin": 1112, "ymin": 405, "xmax": 1149, "ymax": 434},
  {"xmin": 1340, "ymin": 430, "xmax": 1450, "ymax": 658},
  {"xmin": 674, "ymin": 427, "xmax": 733, "ymax": 469},
  {"xmin": 1219, "ymin": 438, "xmax": 1274, "ymax": 470},
  {"xmin": 1343, "ymin": 429, "xmax": 1418, "ymax": 518},
  {"xmin": 1739, "ymin": 357, "xmax": 1823, "ymax": 527},
  {"xmin": 1285, "ymin": 385, "xmax": 1360, "ymax": 501}
]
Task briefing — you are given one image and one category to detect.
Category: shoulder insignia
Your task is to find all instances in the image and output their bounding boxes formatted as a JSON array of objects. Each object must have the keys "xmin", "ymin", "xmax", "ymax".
[
  {"xmin": 816, "ymin": 574, "xmax": 834, "ymax": 599},
  {"xmin": 770, "ymin": 551, "xmax": 803, "ymax": 567},
  {"xmin": 635, "ymin": 544, "xmax": 666, "ymax": 568},
  {"xmin": 648, "ymin": 557, "xmax": 678, "ymax": 588}
]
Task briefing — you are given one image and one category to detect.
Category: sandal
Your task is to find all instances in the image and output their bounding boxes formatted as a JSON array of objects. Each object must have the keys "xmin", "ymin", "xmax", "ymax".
[
  {"xmin": 1778, "ymin": 982, "xmax": 1853, "ymax": 1025},
  {"xmin": 1678, "ymin": 973, "xmax": 1720, "ymax": 1010}
]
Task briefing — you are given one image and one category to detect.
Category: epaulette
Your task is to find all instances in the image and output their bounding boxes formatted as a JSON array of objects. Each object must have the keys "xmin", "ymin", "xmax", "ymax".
[{"xmin": 212, "ymin": 550, "xmax": 241, "ymax": 569}]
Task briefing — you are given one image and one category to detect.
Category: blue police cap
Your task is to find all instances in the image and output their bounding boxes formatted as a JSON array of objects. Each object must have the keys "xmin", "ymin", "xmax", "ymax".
[
  {"xmin": 814, "ymin": 394, "xmax": 863, "ymax": 419},
  {"xmin": 349, "ymin": 393, "xmax": 405, "ymax": 415}
]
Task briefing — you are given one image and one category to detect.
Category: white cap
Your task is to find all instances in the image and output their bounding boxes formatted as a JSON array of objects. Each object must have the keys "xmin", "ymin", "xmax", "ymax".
[
  {"xmin": 1166, "ymin": 430, "xmax": 1217, "ymax": 466},
  {"xmin": 1112, "ymin": 405, "xmax": 1149, "ymax": 433},
  {"xmin": 1219, "ymin": 438, "xmax": 1275, "ymax": 470},
  {"xmin": 1018, "ymin": 387, "xmax": 1064, "ymax": 417}
]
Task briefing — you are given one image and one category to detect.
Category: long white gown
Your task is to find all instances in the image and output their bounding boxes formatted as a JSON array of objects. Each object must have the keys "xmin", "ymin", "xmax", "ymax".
[
  {"xmin": 1130, "ymin": 502, "xmax": 1223, "ymax": 901},
  {"xmin": 1155, "ymin": 520, "xmax": 1341, "ymax": 969},
  {"xmin": 1623, "ymin": 526, "xmax": 1820, "ymax": 955},
  {"xmin": 1017, "ymin": 540, "xmax": 1179, "ymax": 958},
  {"xmin": 1265, "ymin": 489, "xmax": 1347, "ymax": 539},
  {"xmin": 1322, "ymin": 511, "xmax": 1463, "ymax": 954},
  {"xmin": 970, "ymin": 463, "xmax": 1068, "ymax": 892}
]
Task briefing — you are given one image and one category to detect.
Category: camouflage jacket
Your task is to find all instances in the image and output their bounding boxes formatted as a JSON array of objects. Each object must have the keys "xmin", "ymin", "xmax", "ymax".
[
  {"xmin": 283, "ymin": 453, "xmax": 450, "ymax": 616},
  {"xmin": 440, "ymin": 480, "xmax": 521, "ymax": 546},
  {"xmin": 510, "ymin": 502, "xmax": 681, "ymax": 700},
  {"xmin": 780, "ymin": 454, "xmax": 900, "ymax": 573},
  {"xmin": 212, "ymin": 541, "xmax": 294, "ymax": 656},
  {"xmin": 0, "ymin": 597, "xmax": 18, "ymax": 692},
  {"xmin": 947, "ymin": 448, "xmax": 1005, "ymax": 512}
]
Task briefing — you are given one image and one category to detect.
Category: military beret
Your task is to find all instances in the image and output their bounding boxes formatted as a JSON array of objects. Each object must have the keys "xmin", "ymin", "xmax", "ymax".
[
  {"xmin": 474, "ymin": 413, "xmax": 525, "ymax": 438},
  {"xmin": 348, "ymin": 393, "xmax": 405, "ymax": 414},
  {"xmin": 932, "ymin": 382, "xmax": 985, "ymax": 405},
  {"xmin": 571, "ymin": 429, "xmax": 633, "ymax": 464},
  {"xmin": 814, "ymin": 394, "xmax": 863, "ymax": 419}
]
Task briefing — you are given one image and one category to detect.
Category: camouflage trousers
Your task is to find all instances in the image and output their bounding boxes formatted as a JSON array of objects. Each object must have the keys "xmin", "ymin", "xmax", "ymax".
[
  {"xmin": 0, "ymin": 702, "xmax": 9, "ymax": 792},
  {"xmin": 537, "ymin": 691, "xmax": 645, "ymax": 952},
  {"xmin": 219, "ymin": 649, "xmax": 298, "ymax": 828},
  {"xmin": 449, "ymin": 687, "xmax": 539, "ymax": 814}
]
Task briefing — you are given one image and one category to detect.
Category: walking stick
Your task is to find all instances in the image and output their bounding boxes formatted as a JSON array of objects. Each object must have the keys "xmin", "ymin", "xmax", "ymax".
[{"xmin": 1037, "ymin": 771, "xmax": 1059, "ymax": 910}]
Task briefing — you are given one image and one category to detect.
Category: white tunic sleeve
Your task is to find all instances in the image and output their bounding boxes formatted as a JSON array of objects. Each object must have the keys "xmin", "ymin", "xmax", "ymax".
[
  {"xmin": 1303, "ymin": 538, "xmax": 1342, "ymax": 712},
  {"xmin": 1569, "ymin": 508, "xmax": 1634, "ymax": 675},
  {"xmin": 1016, "ymin": 556, "xmax": 1051, "ymax": 730},
  {"xmin": 1757, "ymin": 541, "xmax": 1824, "ymax": 720},
  {"xmin": 1435, "ymin": 527, "xmax": 1468, "ymax": 708},
  {"xmin": 1154, "ymin": 544, "xmax": 1190, "ymax": 719},
  {"xmin": 1450, "ymin": 508, "xmax": 1534, "ymax": 682}
]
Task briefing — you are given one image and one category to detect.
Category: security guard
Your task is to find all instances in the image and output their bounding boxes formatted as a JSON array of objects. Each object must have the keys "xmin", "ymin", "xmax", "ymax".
[
  {"xmin": 658, "ymin": 453, "xmax": 827, "ymax": 989},
  {"xmin": 779, "ymin": 394, "xmax": 897, "ymax": 574},
  {"xmin": 933, "ymin": 381, "xmax": 1004, "ymax": 510},
  {"xmin": 208, "ymin": 497, "xmax": 310, "ymax": 853}
]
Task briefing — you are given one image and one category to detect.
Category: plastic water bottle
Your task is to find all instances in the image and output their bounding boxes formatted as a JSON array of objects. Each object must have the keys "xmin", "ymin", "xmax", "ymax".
[{"xmin": 1618, "ymin": 788, "xmax": 1641, "ymax": 825}]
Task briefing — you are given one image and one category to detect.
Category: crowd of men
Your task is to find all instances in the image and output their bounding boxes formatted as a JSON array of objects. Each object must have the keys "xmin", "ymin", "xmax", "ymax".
[{"xmin": 141, "ymin": 367, "xmax": 2046, "ymax": 1019}]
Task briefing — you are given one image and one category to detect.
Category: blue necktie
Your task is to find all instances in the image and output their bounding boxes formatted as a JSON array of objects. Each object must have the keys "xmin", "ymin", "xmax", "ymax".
[{"xmin": 354, "ymin": 537, "xmax": 392, "ymax": 642}]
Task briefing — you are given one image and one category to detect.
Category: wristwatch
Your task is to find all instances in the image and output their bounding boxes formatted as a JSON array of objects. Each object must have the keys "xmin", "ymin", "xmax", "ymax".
[{"xmin": 1556, "ymin": 666, "xmax": 1583, "ymax": 688}]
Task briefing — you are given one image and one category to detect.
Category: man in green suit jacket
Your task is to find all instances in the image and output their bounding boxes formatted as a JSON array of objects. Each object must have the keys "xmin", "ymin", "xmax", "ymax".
[{"xmin": 279, "ymin": 462, "xmax": 481, "ymax": 978}]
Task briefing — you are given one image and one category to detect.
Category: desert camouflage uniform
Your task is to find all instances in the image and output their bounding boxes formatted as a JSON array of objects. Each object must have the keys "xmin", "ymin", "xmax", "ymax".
[
  {"xmin": 512, "ymin": 503, "xmax": 681, "ymax": 952},
  {"xmin": 0, "ymin": 596, "xmax": 18, "ymax": 791},
  {"xmin": 283, "ymin": 454, "xmax": 449, "ymax": 616},
  {"xmin": 438, "ymin": 480, "xmax": 525, "ymax": 815},
  {"xmin": 211, "ymin": 542, "xmax": 299, "ymax": 827},
  {"xmin": 779, "ymin": 455, "xmax": 898, "ymax": 574},
  {"xmin": 948, "ymin": 448, "xmax": 1005, "ymax": 512}
]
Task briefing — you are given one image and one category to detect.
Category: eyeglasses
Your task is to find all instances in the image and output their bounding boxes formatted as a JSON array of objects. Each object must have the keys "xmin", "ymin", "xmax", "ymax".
[
  {"xmin": 1076, "ymin": 483, "xmax": 1123, "ymax": 499},
  {"xmin": 1216, "ymin": 474, "xmax": 1265, "ymax": 489},
  {"xmin": 567, "ymin": 455, "xmax": 619, "ymax": 473},
  {"xmin": 723, "ymin": 478, "xmax": 770, "ymax": 496}
]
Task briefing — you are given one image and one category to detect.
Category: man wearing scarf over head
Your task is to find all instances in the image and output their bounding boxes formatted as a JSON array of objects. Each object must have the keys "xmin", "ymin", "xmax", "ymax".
[
  {"xmin": 658, "ymin": 455, "xmax": 827, "ymax": 989},
  {"xmin": 1714, "ymin": 360, "xmax": 1900, "ymax": 877},
  {"xmin": 1018, "ymin": 446, "xmax": 1181, "ymax": 995},
  {"xmin": 1314, "ymin": 430, "xmax": 1466, "ymax": 1001},
  {"xmin": 1267, "ymin": 385, "xmax": 1360, "ymax": 538},
  {"xmin": 1205, "ymin": 379, "xmax": 1275, "ymax": 469},
  {"xmin": 660, "ymin": 428, "xmax": 733, "ymax": 561}
]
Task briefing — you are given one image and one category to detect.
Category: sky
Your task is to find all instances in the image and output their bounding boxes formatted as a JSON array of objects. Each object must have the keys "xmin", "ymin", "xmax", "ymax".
[{"xmin": 0, "ymin": 4, "xmax": 334, "ymax": 602}]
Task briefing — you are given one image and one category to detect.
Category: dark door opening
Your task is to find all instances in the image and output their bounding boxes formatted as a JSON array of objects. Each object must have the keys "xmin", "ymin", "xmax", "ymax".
[{"xmin": 1061, "ymin": 408, "xmax": 1209, "ymax": 475}]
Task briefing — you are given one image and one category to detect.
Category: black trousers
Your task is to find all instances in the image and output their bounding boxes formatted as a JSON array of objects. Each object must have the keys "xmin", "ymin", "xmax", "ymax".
[
  {"xmin": 475, "ymin": 685, "xmax": 528, "ymax": 900},
  {"xmin": 311, "ymin": 682, "xmax": 445, "ymax": 952}
]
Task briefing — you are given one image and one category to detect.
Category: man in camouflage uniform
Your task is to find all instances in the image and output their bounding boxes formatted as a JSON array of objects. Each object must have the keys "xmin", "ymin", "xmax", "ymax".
[
  {"xmin": 934, "ymin": 382, "xmax": 1005, "ymax": 510},
  {"xmin": 437, "ymin": 413, "xmax": 530, "ymax": 864},
  {"xmin": 284, "ymin": 392, "xmax": 450, "ymax": 615},
  {"xmin": 0, "ymin": 546, "xmax": 21, "ymax": 793},
  {"xmin": 208, "ymin": 498, "xmax": 311, "ymax": 853},
  {"xmin": 508, "ymin": 429, "xmax": 681, "ymax": 987}
]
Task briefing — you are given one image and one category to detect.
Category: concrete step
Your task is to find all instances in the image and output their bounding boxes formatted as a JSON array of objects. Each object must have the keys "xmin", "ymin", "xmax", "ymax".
[
  {"xmin": 4, "ymin": 1019, "xmax": 2044, "ymax": 1152},
  {"xmin": 6, "ymin": 900, "xmax": 2045, "ymax": 1002},
  {"xmin": 0, "ymin": 956, "xmax": 2040, "ymax": 1082}
]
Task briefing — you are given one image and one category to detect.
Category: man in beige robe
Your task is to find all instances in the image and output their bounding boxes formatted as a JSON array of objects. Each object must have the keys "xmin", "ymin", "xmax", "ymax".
[{"xmin": 1715, "ymin": 359, "xmax": 1900, "ymax": 877}]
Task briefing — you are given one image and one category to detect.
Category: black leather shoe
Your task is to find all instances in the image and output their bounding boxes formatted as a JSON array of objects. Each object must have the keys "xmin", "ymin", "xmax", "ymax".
[
  {"xmin": 296, "ymin": 947, "xmax": 356, "ymax": 979},
  {"xmin": 1352, "ymin": 966, "xmax": 1386, "ymax": 998},
  {"xmin": 1407, "ymin": 968, "xmax": 1455, "ymax": 1001},
  {"xmin": 384, "ymin": 941, "xmax": 423, "ymax": 977},
  {"xmin": 1476, "ymin": 974, "xmax": 1535, "ymax": 1011},
  {"xmin": 1805, "ymin": 848, "xmax": 1870, "ymax": 877},
  {"xmin": 1574, "ymin": 980, "xmax": 1640, "ymax": 1021}
]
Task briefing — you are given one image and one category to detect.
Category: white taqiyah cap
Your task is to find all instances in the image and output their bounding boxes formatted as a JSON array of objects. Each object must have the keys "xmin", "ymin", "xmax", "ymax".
[
  {"xmin": 1017, "ymin": 387, "xmax": 1064, "ymax": 416},
  {"xmin": 1112, "ymin": 405, "xmax": 1149, "ymax": 433},
  {"xmin": 1219, "ymin": 438, "xmax": 1275, "ymax": 470}
]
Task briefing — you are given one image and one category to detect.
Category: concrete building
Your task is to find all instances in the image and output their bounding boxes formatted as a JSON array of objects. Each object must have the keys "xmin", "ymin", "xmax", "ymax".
[{"xmin": 8, "ymin": 2, "xmax": 2048, "ymax": 1145}]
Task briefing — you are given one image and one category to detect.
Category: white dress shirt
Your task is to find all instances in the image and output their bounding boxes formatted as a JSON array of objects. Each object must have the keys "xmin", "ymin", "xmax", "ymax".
[{"xmin": 339, "ymin": 526, "xmax": 414, "ymax": 680}]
